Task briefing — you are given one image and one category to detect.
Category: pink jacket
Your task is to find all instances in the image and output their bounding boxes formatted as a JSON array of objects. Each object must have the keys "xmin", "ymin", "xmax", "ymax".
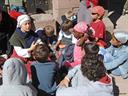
[{"xmin": 65, "ymin": 45, "xmax": 85, "ymax": 67}]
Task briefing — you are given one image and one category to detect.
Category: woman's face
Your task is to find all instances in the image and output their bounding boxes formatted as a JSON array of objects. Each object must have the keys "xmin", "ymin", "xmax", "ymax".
[{"xmin": 20, "ymin": 20, "xmax": 31, "ymax": 32}]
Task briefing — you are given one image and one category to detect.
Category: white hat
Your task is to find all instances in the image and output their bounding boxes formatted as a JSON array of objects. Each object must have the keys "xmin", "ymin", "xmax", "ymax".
[
  {"xmin": 114, "ymin": 31, "xmax": 128, "ymax": 44},
  {"xmin": 17, "ymin": 14, "xmax": 31, "ymax": 27}
]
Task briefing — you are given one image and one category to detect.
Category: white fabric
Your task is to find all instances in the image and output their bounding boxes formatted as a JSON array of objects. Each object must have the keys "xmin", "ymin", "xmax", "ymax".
[
  {"xmin": 56, "ymin": 65, "xmax": 113, "ymax": 96},
  {"xmin": 77, "ymin": 1, "xmax": 92, "ymax": 25},
  {"xmin": 114, "ymin": 31, "xmax": 128, "ymax": 44},
  {"xmin": 14, "ymin": 46, "xmax": 31, "ymax": 58},
  {"xmin": 58, "ymin": 30, "xmax": 76, "ymax": 43},
  {"xmin": 0, "ymin": 58, "xmax": 37, "ymax": 96},
  {"xmin": 116, "ymin": 14, "xmax": 128, "ymax": 31},
  {"xmin": 17, "ymin": 14, "xmax": 31, "ymax": 27}
]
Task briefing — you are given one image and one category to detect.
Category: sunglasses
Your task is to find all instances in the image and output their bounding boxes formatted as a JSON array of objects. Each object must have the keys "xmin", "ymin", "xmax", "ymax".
[{"xmin": 91, "ymin": 13, "xmax": 98, "ymax": 15}]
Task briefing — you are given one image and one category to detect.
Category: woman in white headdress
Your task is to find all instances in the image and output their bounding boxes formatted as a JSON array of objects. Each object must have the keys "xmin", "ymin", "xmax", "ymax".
[
  {"xmin": 9, "ymin": 14, "xmax": 40, "ymax": 59},
  {"xmin": 0, "ymin": 58, "xmax": 37, "ymax": 96},
  {"xmin": 9, "ymin": 14, "xmax": 42, "ymax": 81}
]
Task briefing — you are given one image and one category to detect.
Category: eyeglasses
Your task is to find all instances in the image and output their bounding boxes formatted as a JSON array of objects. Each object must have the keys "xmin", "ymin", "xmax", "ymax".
[{"xmin": 91, "ymin": 13, "xmax": 98, "ymax": 15}]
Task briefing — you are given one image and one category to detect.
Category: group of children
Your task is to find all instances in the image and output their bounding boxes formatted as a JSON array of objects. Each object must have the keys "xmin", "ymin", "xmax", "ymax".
[{"xmin": 0, "ymin": 1, "xmax": 128, "ymax": 96}]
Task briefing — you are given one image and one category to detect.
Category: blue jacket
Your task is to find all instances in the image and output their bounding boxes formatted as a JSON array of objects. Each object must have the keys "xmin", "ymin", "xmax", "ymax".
[{"xmin": 31, "ymin": 61, "xmax": 58, "ymax": 95}]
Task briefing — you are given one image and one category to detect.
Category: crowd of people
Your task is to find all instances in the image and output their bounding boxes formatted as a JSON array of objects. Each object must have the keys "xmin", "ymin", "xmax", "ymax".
[{"xmin": 0, "ymin": 0, "xmax": 128, "ymax": 96}]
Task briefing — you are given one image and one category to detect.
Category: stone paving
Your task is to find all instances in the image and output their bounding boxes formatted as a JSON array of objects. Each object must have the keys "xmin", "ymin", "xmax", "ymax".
[{"xmin": 112, "ymin": 75, "xmax": 128, "ymax": 96}]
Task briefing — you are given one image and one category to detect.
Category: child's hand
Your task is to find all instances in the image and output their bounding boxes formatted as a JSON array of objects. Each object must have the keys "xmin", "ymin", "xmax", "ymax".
[
  {"xmin": 53, "ymin": 45, "xmax": 57, "ymax": 50},
  {"xmin": 58, "ymin": 77, "xmax": 70, "ymax": 87},
  {"xmin": 59, "ymin": 44, "xmax": 65, "ymax": 49},
  {"xmin": 77, "ymin": 35, "xmax": 87, "ymax": 46}
]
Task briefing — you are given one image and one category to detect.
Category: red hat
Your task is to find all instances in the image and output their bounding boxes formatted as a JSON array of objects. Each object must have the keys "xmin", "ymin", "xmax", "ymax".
[
  {"xmin": 9, "ymin": 10, "xmax": 22, "ymax": 20},
  {"xmin": 91, "ymin": 6, "xmax": 105, "ymax": 17}
]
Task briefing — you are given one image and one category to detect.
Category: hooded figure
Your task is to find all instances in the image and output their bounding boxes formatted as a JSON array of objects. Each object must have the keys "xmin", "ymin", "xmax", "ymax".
[{"xmin": 0, "ymin": 58, "xmax": 37, "ymax": 96}]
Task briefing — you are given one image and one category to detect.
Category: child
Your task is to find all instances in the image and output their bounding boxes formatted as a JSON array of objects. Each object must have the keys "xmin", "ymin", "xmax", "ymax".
[
  {"xmin": 54, "ymin": 20, "xmax": 74, "ymax": 50},
  {"xmin": 31, "ymin": 44, "xmax": 58, "ymax": 96},
  {"xmin": 61, "ymin": 10, "xmax": 77, "ymax": 27},
  {"xmin": 44, "ymin": 25, "xmax": 57, "ymax": 48},
  {"xmin": 36, "ymin": 25, "xmax": 57, "ymax": 47},
  {"xmin": 56, "ymin": 42, "xmax": 113, "ymax": 96},
  {"xmin": 90, "ymin": 6, "xmax": 106, "ymax": 47},
  {"xmin": 61, "ymin": 21, "xmax": 95, "ymax": 68},
  {"xmin": 104, "ymin": 31, "xmax": 128, "ymax": 79},
  {"xmin": 36, "ymin": 25, "xmax": 57, "ymax": 60}
]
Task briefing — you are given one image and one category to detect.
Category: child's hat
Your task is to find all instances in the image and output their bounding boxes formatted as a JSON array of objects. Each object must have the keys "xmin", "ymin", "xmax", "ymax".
[
  {"xmin": 91, "ymin": 6, "xmax": 105, "ymax": 17},
  {"xmin": 114, "ymin": 30, "xmax": 128, "ymax": 44},
  {"xmin": 73, "ymin": 21, "xmax": 88, "ymax": 34},
  {"xmin": 65, "ymin": 10, "xmax": 75, "ymax": 20}
]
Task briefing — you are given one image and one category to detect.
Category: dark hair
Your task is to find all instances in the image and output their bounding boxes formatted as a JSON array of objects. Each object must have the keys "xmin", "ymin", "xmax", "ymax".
[
  {"xmin": 61, "ymin": 20, "xmax": 73, "ymax": 32},
  {"xmin": 81, "ymin": 42, "xmax": 106, "ymax": 81},
  {"xmin": 32, "ymin": 44, "xmax": 49, "ymax": 62}
]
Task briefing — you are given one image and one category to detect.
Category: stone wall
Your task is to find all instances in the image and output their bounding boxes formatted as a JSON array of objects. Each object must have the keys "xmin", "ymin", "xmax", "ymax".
[{"xmin": 52, "ymin": 0, "xmax": 80, "ymax": 23}]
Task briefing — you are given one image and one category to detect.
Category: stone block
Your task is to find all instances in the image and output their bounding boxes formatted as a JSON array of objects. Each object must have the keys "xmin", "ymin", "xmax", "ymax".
[
  {"xmin": 30, "ymin": 13, "xmax": 57, "ymax": 34},
  {"xmin": 53, "ymin": 0, "xmax": 80, "ymax": 9}
]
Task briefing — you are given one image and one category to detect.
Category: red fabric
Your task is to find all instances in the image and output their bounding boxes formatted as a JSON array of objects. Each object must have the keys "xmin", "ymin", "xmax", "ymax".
[
  {"xmin": 10, "ymin": 49, "xmax": 32, "ymax": 80},
  {"xmin": 99, "ymin": 75, "xmax": 111, "ymax": 84},
  {"xmin": 25, "ymin": 60, "xmax": 33, "ymax": 80},
  {"xmin": 91, "ymin": 20, "xmax": 105, "ymax": 39},
  {"xmin": 9, "ymin": 10, "xmax": 22, "ymax": 20},
  {"xmin": 91, "ymin": 20, "xmax": 106, "ymax": 47},
  {"xmin": 91, "ymin": 6, "xmax": 105, "ymax": 17},
  {"xmin": 10, "ymin": 49, "xmax": 28, "ymax": 63},
  {"xmin": 85, "ymin": 0, "xmax": 99, "ymax": 8},
  {"xmin": 97, "ymin": 40, "xmax": 106, "ymax": 48},
  {"xmin": 0, "ymin": 57, "xmax": 6, "ymax": 65}
]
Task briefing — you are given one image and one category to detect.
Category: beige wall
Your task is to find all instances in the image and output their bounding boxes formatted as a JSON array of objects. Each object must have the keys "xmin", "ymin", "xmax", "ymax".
[{"xmin": 52, "ymin": 0, "xmax": 80, "ymax": 23}]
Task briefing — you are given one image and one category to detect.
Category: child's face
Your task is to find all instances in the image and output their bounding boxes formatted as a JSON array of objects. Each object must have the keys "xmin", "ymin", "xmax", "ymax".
[
  {"xmin": 110, "ymin": 36, "xmax": 121, "ymax": 47},
  {"xmin": 64, "ymin": 31, "xmax": 71, "ymax": 35},
  {"xmin": 46, "ymin": 31, "xmax": 54, "ymax": 37},
  {"xmin": 91, "ymin": 12, "xmax": 99, "ymax": 21}
]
